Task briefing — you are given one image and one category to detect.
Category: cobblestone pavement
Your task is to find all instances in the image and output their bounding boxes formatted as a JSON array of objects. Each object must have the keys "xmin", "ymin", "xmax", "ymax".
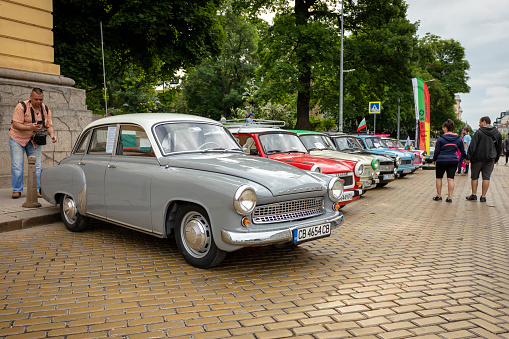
[{"xmin": 1, "ymin": 165, "xmax": 509, "ymax": 339}]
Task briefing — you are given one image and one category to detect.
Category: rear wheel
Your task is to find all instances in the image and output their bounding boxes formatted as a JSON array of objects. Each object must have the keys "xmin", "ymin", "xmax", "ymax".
[
  {"xmin": 60, "ymin": 194, "xmax": 89, "ymax": 232},
  {"xmin": 175, "ymin": 204, "xmax": 226, "ymax": 268}
]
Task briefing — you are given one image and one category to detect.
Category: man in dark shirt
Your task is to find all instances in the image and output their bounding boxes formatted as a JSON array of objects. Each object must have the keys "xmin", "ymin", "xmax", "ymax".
[{"xmin": 465, "ymin": 116, "xmax": 502, "ymax": 202}]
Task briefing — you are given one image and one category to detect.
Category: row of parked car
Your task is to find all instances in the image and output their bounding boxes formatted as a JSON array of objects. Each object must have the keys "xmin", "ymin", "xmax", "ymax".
[{"xmin": 41, "ymin": 114, "xmax": 425, "ymax": 269}]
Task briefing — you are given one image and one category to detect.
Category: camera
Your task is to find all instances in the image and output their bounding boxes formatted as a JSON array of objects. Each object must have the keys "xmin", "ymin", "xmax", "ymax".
[{"xmin": 37, "ymin": 121, "xmax": 42, "ymax": 125}]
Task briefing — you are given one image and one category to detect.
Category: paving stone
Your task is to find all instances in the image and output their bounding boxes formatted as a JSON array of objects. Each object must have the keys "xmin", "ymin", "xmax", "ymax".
[{"xmin": 1, "ymin": 169, "xmax": 509, "ymax": 338}]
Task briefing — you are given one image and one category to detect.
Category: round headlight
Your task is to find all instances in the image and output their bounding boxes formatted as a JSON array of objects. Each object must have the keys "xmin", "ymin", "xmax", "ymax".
[
  {"xmin": 234, "ymin": 185, "xmax": 257, "ymax": 215},
  {"xmin": 310, "ymin": 165, "xmax": 322, "ymax": 173},
  {"xmin": 371, "ymin": 158, "xmax": 380, "ymax": 170},
  {"xmin": 395, "ymin": 156, "xmax": 401, "ymax": 167},
  {"xmin": 354, "ymin": 162, "xmax": 364, "ymax": 177},
  {"xmin": 328, "ymin": 177, "xmax": 344, "ymax": 202}
]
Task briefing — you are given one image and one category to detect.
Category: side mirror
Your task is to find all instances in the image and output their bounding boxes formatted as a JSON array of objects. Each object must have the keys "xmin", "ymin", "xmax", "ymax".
[{"xmin": 250, "ymin": 149, "xmax": 259, "ymax": 156}]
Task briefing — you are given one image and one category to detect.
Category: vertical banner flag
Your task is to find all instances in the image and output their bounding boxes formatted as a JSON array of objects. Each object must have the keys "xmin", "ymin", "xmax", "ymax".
[
  {"xmin": 412, "ymin": 78, "xmax": 430, "ymax": 153},
  {"xmin": 357, "ymin": 118, "xmax": 367, "ymax": 132}
]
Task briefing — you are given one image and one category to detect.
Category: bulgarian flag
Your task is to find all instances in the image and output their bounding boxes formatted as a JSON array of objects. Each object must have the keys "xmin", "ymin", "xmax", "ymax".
[{"xmin": 357, "ymin": 118, "xmax": 367, "ymax": 132}]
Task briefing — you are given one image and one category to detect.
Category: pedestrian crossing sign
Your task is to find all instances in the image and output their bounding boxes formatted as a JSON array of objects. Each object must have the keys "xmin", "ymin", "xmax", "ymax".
[{"xmin": 369, "ymin": 102, "xmax": 381, "ymax": 114}]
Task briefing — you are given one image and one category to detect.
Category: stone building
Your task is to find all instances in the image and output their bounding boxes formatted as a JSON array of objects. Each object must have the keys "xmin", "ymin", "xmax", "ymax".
[
  {"xmin": 454, "ymin": 95, "xmax": 463, "ymax": 121},
  {"xmin": 0, "ymin": 0, "xmax": 94, "ymax": 189}
]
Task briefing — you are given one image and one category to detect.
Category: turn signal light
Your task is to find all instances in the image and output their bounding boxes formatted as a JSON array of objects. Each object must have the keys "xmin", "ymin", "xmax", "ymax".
[
  {"xmin": 242, "ymin": 217, "xmax": 251, "ymax": 227},
  {"xmin": 333, "ymin": 203, "xmax": 340, "ymax": 210}
]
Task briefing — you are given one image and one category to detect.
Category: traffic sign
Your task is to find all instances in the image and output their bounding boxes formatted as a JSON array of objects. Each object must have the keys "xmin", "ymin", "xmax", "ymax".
[{"xmin": 369, "ymin": 102, "xmax": 381, "ymax": 114}]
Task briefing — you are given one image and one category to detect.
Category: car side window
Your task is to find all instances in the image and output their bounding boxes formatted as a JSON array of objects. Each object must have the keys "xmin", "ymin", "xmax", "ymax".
[
  {"xmin": 117, "ymin": 125, "xmax": 154, "ymax": 157},
  {"xmin": 75, "ymin": 129, "xmax": 92, "ymax": 154},
  {"xmin": 89, "ymin": 127, "xmax": 113, "ymax": 155}
]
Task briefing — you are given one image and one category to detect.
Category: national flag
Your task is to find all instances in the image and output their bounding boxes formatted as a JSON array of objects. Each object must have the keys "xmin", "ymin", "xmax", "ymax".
[
  {"xmin": 404, "ymin": 136, "xmax": 412, "ymax": 150},
  {"xmin": 357, "ymin": 118, "xmax": 367, "ymax": 132}
]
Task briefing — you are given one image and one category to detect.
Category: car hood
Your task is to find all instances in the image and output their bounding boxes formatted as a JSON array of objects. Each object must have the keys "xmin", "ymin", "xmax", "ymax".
[
  {"xmin": 158, "ymin": 153, "xmax": 327, "ymax": 197},
  {"xmin": 308, "ymin": 149, "xmax": 372, "ymax": 166},
  {"xmin": 368, "ymin": 148, "xmax": 412, "ymax": 160},
  {"xmin": 269, "ymin": 153, "xmax": 354, "ymax": 173}
]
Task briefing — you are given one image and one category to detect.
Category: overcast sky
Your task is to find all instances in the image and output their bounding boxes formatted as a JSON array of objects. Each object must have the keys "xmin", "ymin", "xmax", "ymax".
[{"xmin": 405, "ymin": 0, "xmax": 509, "ymax": 126}]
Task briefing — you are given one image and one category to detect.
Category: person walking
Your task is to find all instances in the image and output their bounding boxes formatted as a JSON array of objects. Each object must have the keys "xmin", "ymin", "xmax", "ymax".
[
  {"xmin": 503, "ymin": 134, "xmax": 509, "ymax": 165},
  {"xmin": 465, "ymin": 116, "xmax": 502, "ymax": 202},
  {"xmin": 432, "ymin": 119, "xmax": 466, "ymax": 203},
  {"xmin": 9, "ymin": 88, "xmax": 57, "ymax": 199},
  {"xmin": 457, "ymin": 127, "xmax": 472, "ymax": 174}
]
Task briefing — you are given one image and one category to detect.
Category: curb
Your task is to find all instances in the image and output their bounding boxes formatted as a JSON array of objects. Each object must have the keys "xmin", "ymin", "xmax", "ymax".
[{"xmin": 0, "ymin": 207, "xmax": 61, "ymax": 233}]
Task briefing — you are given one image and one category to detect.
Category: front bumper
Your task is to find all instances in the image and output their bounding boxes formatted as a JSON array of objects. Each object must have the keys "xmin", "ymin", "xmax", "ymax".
[
  {"xmin": 221, "ymin": 212, "xmax": 344, "ymax": 246},
  {"xmin": 378, "ymin": 172, "xmax": 396, "ymax": 183}
]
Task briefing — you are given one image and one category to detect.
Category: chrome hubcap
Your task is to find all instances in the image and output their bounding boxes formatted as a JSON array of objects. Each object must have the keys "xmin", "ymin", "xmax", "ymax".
[
  {"xmin": 181, "ymin": 212, "xmax": 211, "ymax": 258},
  {"xmin": 63, "ymin": 195, "xmax": 77, "ymax": 224},
  {"xmin": 184, "ymin": 220, "xmax": 207, "ymax": 251}
]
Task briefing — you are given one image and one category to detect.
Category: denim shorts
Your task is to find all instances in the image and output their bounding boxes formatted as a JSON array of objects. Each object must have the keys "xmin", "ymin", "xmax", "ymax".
[{"xmin": 470, "ymin": 160, "xmax": 495, "ymax": 180}]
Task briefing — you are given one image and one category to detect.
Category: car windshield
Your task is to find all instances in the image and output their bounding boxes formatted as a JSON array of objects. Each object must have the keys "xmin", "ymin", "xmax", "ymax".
[
  {"xmin": 395, "ymin": 140, "xmax": 405, "ymax": 148},
  {"xmin": 383, "ymin": 139, "xmax": 398, "ymax": 148},
  {"xmin": 259, "ymin": 133, "xmax": 308, "ymax": 154},
  {"xmin": 154, "ymin": 122, "xmax": 241, "ymax": 154},
  {"xmin": 364, "ymin": 137, "xmax": 384, "ymax": 149},
  {"xmin": 299, "ymin": 134, "xmax": 336, "ymax": 151},
  {"xmin": 335, "ymin": 136, "xmax": 363, "ymax": 151}
]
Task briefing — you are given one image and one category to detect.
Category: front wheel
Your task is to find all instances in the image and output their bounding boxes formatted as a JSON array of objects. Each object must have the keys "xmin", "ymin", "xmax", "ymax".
[
  {"xmin": 376, "ymin": 182, "xmax": 388, "ymax": 188},
  {"xmin": 175, "ymin": 204, "xmax": 226, "ymax": 268},
  {"xmin": 60, "ymin": 194, "xmax": 88, "ymax": 232}
]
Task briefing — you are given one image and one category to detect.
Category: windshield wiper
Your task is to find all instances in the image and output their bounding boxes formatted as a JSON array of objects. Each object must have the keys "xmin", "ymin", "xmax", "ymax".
[{"xmin": 266, "ymin": 150, "xmax": 282, "ymax": 154}]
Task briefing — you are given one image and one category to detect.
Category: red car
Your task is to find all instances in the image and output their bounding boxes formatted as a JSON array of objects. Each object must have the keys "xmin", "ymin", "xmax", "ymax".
[{"xmin": 230, "ymin": 126, "xmax": 364, "ymax": 208}]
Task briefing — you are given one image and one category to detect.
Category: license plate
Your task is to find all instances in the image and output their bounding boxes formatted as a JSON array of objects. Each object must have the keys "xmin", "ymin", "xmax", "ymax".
[
  {"xmin": 383, "ymin": 174, "xmax": 395, "ymax": 180},
  {"xmin": 403, "ymin": 169, "xmax": 413, "ymax": 174},
  {"xmin": 339, "ymin": 190, "xmax": 354, "ymax": 202},
  {"xmin": 293, "ymin": 224, "xmax": 331, "ymax": 243}
]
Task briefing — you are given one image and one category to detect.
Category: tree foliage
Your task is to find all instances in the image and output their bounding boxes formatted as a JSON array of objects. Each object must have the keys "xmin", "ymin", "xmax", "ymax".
[
  {"xmin": 182, "ymin": 10, "xmax": 259, "ymax": 120},
  {"xmin": 53, "ymin": 0, "xmax": 224, "ymax": 112}
]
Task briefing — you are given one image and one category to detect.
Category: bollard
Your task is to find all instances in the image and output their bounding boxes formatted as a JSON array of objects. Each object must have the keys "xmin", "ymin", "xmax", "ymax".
[{"xmin": 22, "ymin": 156, "xmax": 41, "ymax": 208}]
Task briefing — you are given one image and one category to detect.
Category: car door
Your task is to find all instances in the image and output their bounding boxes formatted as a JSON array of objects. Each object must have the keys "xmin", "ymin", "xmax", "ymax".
[
  {"xmin": 104, "ymin": 124, "xmax": 158, "ymax": 233},
  {"xmin": 79, "ymin": 125, "xmax": 117, "ymax": 217}
]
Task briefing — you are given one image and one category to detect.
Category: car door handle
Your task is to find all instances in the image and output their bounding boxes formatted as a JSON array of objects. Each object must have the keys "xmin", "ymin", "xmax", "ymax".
[
  {"xmin": 79, "ymin": 161, "xmax": 86, "ymax": 165},
  {"xmin": 107, "ymin": 164, "xmax": 117, "ymax": 168}
]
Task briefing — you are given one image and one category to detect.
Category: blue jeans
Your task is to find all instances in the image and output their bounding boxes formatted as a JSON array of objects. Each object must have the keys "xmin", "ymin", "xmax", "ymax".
[{"xmin": 9, "ymin": 136, "xmax": 42, "ymax": 192}]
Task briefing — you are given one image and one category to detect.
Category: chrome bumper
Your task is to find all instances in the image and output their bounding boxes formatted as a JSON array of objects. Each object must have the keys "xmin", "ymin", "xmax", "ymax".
[{"xmin": 221, "ymin": 213, "xmax": 344, "ymax": 246}]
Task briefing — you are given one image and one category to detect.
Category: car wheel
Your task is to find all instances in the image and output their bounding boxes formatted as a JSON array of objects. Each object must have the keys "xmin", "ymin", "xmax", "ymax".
[
  {"xmin": 175, "ymin": 204, "xmax": 226, "ymax": 268},
  {"xmin": 60, "ymin": 194, "xmax": 88, "ymax": 232},
  {"xmin": 376, "ymin": 182, "xmax": 388, "ymax": 188}
]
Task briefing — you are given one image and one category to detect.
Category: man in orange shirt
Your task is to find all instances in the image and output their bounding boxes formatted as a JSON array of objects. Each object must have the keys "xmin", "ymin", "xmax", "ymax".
[{"xmin": 9, "ymin": 88, "xmax": 57, "ymax": 199}]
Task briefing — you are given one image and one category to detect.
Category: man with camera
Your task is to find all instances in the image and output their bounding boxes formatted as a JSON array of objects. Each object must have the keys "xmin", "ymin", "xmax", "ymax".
[{"xmin": 9, "ymin": 88, "xmax": 57, "ymax": 199}]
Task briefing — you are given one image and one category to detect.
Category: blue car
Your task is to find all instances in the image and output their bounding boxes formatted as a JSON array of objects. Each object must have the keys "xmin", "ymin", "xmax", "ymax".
[{"xmin": 354, "ymin": 135, "xmax": 416, "ymax": 177}]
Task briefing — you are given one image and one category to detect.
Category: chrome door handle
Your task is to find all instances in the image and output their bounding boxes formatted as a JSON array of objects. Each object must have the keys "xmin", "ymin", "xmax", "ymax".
[{"xmin": 107, "ymin": 164, "xmax": 117, "ymax": 168}]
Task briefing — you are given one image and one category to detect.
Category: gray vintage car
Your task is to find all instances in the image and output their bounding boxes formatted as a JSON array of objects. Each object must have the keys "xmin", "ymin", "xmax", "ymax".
[{"xmin": 41, "ymin": 113, "xmax": 345, "ymax": 268}]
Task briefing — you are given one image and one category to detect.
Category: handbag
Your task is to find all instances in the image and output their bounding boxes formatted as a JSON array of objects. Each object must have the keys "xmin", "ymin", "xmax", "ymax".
[{"xmin": 33, "ymin": 129, "xmax": 47, "ymax": 145}]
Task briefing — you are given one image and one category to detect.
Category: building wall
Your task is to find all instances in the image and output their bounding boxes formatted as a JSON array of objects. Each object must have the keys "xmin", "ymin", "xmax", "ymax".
[
  {"xmin": 0, "ymin": 0, "xmax": 95, "ymax": 189},
  {"xmin": 0, "ymin": 0, "xmax": 60, "ymax": 75}
]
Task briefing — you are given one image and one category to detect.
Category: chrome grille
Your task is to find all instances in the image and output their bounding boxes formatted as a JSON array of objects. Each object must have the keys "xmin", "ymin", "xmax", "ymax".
[
  {"xmin": 401, "ymin": 159, "xmax": 412, "ymax": 165},
  {"xmin": 379, "ymin": 164, "xmax": 395, "ymax": 172},
  {"xmin": 253, "ymin": 198, "xmax": 325, "ymax": 224},
  {"xmin": 336, "ymin": 173, "xmax": 354, "ymax": 189}
]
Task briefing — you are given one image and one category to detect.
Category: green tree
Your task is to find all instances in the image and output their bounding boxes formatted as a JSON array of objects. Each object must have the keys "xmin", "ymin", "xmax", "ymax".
[
  {"xmin": 415, "ymin": 34, "xmax": 470, "ymax": 131},
  {"xmin": 182, "ymin": 10, "xmax": 259, "ymax": 120},
  {"xmin": 53, "ymin": 0, "xmax": 224, "ymax": 112}
]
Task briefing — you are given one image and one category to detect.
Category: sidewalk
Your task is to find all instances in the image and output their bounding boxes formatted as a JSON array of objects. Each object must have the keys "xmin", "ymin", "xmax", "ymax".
[{"xmin": 0, "ymin": 188, "xmax": 60, "ymax": 233}]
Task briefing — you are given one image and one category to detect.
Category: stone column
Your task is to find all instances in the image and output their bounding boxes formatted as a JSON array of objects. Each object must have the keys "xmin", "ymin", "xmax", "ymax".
[{"xmin": 0, "ymin": 67, "xmax": 96, "ymax": 189}]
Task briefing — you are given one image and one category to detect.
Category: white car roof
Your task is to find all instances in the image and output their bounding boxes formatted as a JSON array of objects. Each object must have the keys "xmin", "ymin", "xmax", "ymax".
[{"xmin": 85, "ymin": 113, "xmax": 219, "ymax": 130}]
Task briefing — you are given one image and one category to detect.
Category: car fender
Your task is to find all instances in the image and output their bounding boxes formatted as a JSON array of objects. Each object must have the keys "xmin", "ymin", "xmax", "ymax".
[
  {"xmin": 150, "ymin": 167, "xmax": 273, "ymax": 252},
  {"xmin": 41, "ymin": 164, "xmax": 87, "ymax": 214}
]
